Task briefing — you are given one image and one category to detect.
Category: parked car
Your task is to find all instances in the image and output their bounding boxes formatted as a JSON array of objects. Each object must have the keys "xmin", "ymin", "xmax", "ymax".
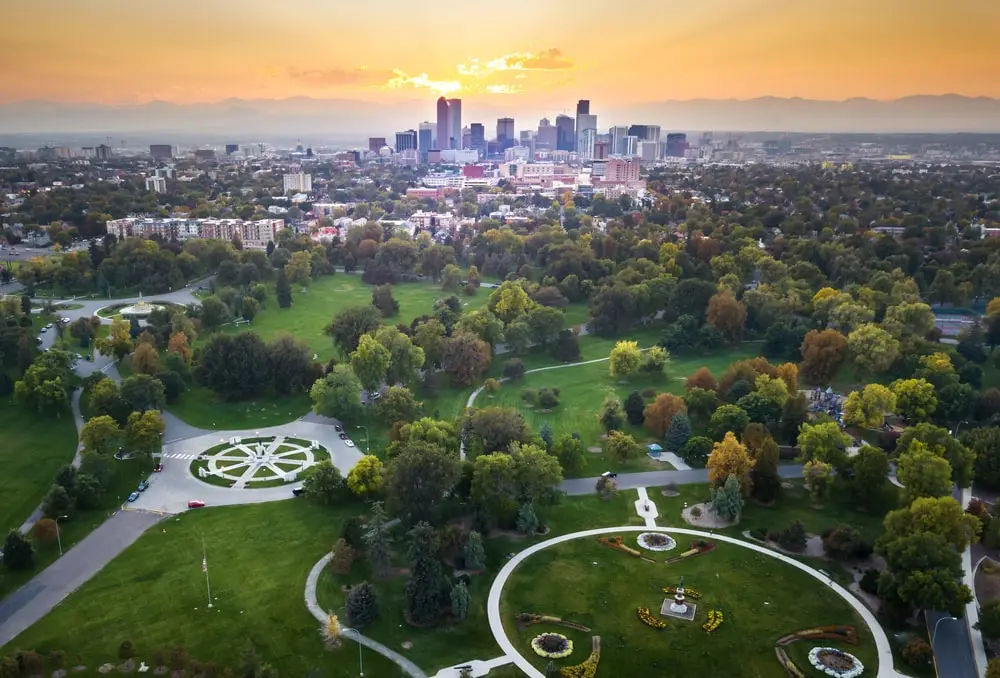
[
  {"xmin": 601, "ymin": 471, "xmax": 618, "ymax": 478},
  {"xmin": 153, "ymin": 463, "xmax": 163, "ymax": 473},
  {"xmin": 345, "ymin": 440, "xmax": 355, "ymax": 448},
  {"xmin": 39, "ymin": 327, "xmax": 47, "ymax": 333},
  {"xmin": 292, "ymin": 487, "xmax": 305, "ymax": 497},
  {"xmin": 127, "ymin": 492, "xmax": 139, "ymax": 502},
  {"xmin": 137, "ymin": 481, "xmax": 149, "ymax": 492},
  {"xmin": 188, "ymin": 500, "xmax": 205, "ymax": 509},
  {"xmin": 334, "ymin": 425, "xmax": 343, "ymax": 432},
  {"xmin": 339, "ymin": 432, "xmax": 348, "ymax": 440}
]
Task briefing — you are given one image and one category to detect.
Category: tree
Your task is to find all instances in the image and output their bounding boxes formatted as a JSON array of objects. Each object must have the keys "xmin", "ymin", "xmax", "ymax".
[
  {"xmin": 120, "ymin": 374, "xmax": 166, "ymax": 412},
  {"xmin": 310, "ymin": 362, "xmax": 365, "ymax": 422},
  {"xmin": 363, "ymin": 501, "xmax": 393, "ymax": 577},
  {"xmin": 96, "ymin": 316, "xmax": 134, "ymax": 362},
  {"xmin": 300, "ymin": 460, "xmax": 346, "ymax": 505},
  {"xmin": 539, "ymin": 421, "xmax": 553, "ymax": 450},
  {"xmin": 843, "ymin": 384, "xmax": 896, "ymax": 429},
  {"xmin": 986, "ymin": 657, "xmax": 1000, "ymax": 678},
  {"xmin": 124, "ymin": 410, "xmax": 165, "ymax": 458},
  {"xmin": 822, "ymin": 525, "xmax": 872, "ymax": 561},
  {"xmin": 967, "ymin": 427, "xmax": 1000, "ymax": 491},
  {"xmin": 377, "ymin": 386, "xmax": 421, "ymax": 424},
  {"xmin": 623, "ymin": 391, "xmax": 646, "ymax": 426},
  {"xmin": 686, "ymin": 367, "xmax": 718, "ymax": 392},
  {"xmin": 511, "ymin": 442, "xmax": 563, "ymax": 504},
  {"xmin": 640, "ymin": 346, "xmax": 670, "ymax": 375},
  {"xmin": 167, "ymin": 331, "xmax": 192, "ymax": 364},
  {"xmin": 451, "ymin": 581, "xmax": 470, "ymax": 621},
  {"xmin": 198, "ymin": 296, "xmax": 232, "ymax": 330},
  {"xmin": 706, "ymin": 291, "xmax": 747, "ymax": 344},
  {"xmin": 750, "ymin": 437, "xmax": 782, "ymax": 503},
  {"xmin": 2, "ymin": 530, "xmax": 34, "ymax": 571},
  {"xmin": 641, "ymin": 393, "xmax": 685, "ymax": 438},
  {"xmin": 848, "ymin": 323, "xmax": 900, "ymax": 377},
  {"xmin": 609, "ymin": 340, "xmax": 642, "ymax": 379},
  {"xmin": 14, "ymin": 350, "xmax": 73, "ymax": 415},
  {"xmin": 516, "ymin": 502, "xmax": 539, "ymax": 534},
  {"xmin": 275, "ymin": 269, "xmax": 293, "ymax": 308},
  {"xmin": 241, "ymin": 296, "xmax": 260, "ymax": 322},
  {"xmin": 392, "ymin": 418, "xmax": 460, "ymax": 457},
  {"xmin": 897, "ymin": 441, "xmax": 953, "ymax": 502},
  {"xmin": 347, "ymin": 455, "xmax": 384, "ymax": 498},
  {"xmin": 707, "ymin": 432, "xmax": 753, "ymax": 494},
  {"xmin": 41, "ymin": 484, "xmax": 73, "ymax": 519},
  {"xmin": 385, "ymin": 443, "xmax": 461, "ymax": 524},
  {"xmin": 502, "ymin": 358, "xmax": 525, "ymax": 382},
  {"xmin": 527, "ymin": 306, "xmax": 564, "ymax": 346},
  {"xmin": 891, "ymin": 378, "xmax": 938, "ymax": 423},
  {"xmin": 369, "ymin": 284, "xmax": 399, "ymax": 318},
  {"xmin": 488, "ymin": 280, "xmax": 536, "ymax": 324},
  {"xmin": 413, "ymin": 320, "xmax": 446, "ymax": 368},
  {"xmin": 605, "ymin": 430, "xmax": 642, "ymax": 463},
  {"xmin": 802, "ymin": 459, "xmax": 833, "ymax": 502},
  {"xmin": 267, "ymin": 333, "xmax": 313, "ymax": 395},
  {"xmin": 550, "ymin": 329, "xmax": 581, "ymax": 362},
  {"xmin": 471, "ymin": 453, "xmax": 518, "ymax": 521},
  {"xmin": 683, "ymin": 387, "xmax": 719, "ymax": 424},
  {"xmin": 284, "ymin": 250, "xmax": 312, "ymax": 287},
  {"xmin": 898, "ymin": 423, "xmax": 974, "ymax": 488},
  {"xmin": 681, "ymin": 436, "xmax": 713, "ymax": 465},
  {"xmin": 405, "ymin": 522, "xmax": 445, "ymax": 625},
  {"xmin": 31, "ymin": 518, "xmax": 59, "ymax": 545},
  {"xmin": 375, "ymin": 325, "xmax": 425, "ymax": 386},
  {"xmin": 346, "ymin": 582, "xmax": 379, "ymax": 628},
  {"xmin": 979, "ymin": 600, "xmax": 1000, "ymax": 639},
  {"xmin": 797, "ymin": 421, "xmax": 852, "ymax": 472},
  {"xmin": 325, "ymin": 305, "xmax": 382, "ymax": 357},
  {"xmin": 80, "ymin": 414, "xmax": 121, "ymax": 455},
  {"xmin": 850, "ymin": 445, "xmax": 890, "ymax": 510},
  {"xmin": 464, "ymin": 406, "xmax": 531, "ymax": 456},
  {"xmin": 550, "ymin": 434, "xmax": 585, "ymax": 476},
  {"xmin": 665, "ymin": 411, "xmax": 692, "ymax": 452},
  {"xmin": 710, "ymin": 474, "xmax": 744, "ymax": 521},
  {"xmin": 463, "ymin": 531, "xmax": 486, "ymax": 570},
  {"xmin": 879, "ymin": 531, "xmax": 971, "ymax": 616},
  {"xmin": 350, "ymin": 334, "xmax": 390, "ymax": 393},
  {"xmin": 799, "ymin": 329, "xmax": 847, "ymax": 384},
  {"xmin": 709, "ymin": 404, "xmax": 750, "ymax": 441},
  {"xmin": 881, "ymin": 496, "xmax": 981, "ymax": 551},
  {"xmin": 73, "ymin": 473, "xmax": 104, "ymax": 510},
  {"xmin": 442, "ymin": 331, "xmax": 492, "ymax": 387},
  {"xmin": 440, "ymin": 264, "xmax": 463, "ymax": 292}
]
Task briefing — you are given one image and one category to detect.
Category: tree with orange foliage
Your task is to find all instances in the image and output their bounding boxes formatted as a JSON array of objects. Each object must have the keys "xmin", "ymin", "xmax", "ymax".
[
  {"xmin": 32, "ymin": 518, "xmax": 59, "ymax": 545},
  {"xmin": 707, "ymin": 431, "xmax": 753, "ymax": 494},
  {"xmin": 167, "ymin": 331, "xmax": 192, "ymax": 364},
  {"xmin": 685, "ymin": 367, "xmax": 717, "ymax": 392},
  {"xmin": 706, "ymin": 291, "xmax": 748, "ymax": 345},
  {"xmin": 717, "ymin": 357, "xmax": 777, "ymax": 397},
  {"xmin": 741, "ymin": 422, "xmax": 771, "ymax": 457},
  {"xmin": 643, "ymin": 393, "xmax": 687, "ymax": 438},
  {"xmin": 799, "ymin": 329, "xmax": 848, "ymax": 385},
  {"xmin": 131, "ymin": 342, "xmax": 160, "ymax": 376},
  {"xmin": 775, "ymin": 362, "xmax": 798, "ymax": 393}
]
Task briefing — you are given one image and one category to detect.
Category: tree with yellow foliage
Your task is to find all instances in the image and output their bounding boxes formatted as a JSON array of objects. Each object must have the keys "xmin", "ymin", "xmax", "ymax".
[
  {"xmin": 707, "ymin": 431, "xmax": 753, "ymax": 495},
  {"xmin": 96, "ymin": 315, "xmax": 133, "ymax": 363},
  {"xmin": 775, "ymin": 362, "xmax": 798, "ymax": 393},
  {"xmin": 609, "ymin": 341, "xmax": 642, "ymax": 379},
  {"xmin": 843, "ymin": 384, "xmax": 897, "ymax": 429}
]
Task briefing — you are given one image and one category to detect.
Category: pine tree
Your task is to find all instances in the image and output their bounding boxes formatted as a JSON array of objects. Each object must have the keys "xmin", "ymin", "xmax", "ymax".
[
  {"xmin": 405, "ymin": 522, "xmax": 443, "ymax": 625},
  {"xmin": 363, "ymin": 501, "xmax": 393, "ymax": 577},
  {"xmin": 463, "ymin": 530, "xmax": 486, "ymax": 570},
  {"xmin": 665, "ymin": 412, "xmax": 692, "ymax": 451},
  {"xmin": 450, "ymin": 581, "xmax": 470, "ymax": 621},
  {"xmin": 516, "ymin": 503, "xmax": 539, "ymax": 535},
  {"xmin": 539, "ymin": 421, "xmax": 553, "ymax": 451},
  {"xmin": 750, "ymin": 437, "xmax": 782, "ymax": 503},
  {"xmin": 710, "ymin": 474, "xmax": 744, "ymax": 521},
  {"xmin": 346, "ymin": 581, "xmax": 379, "ymax": 627},
  {"xmin": 624, "ymin": 391, "xmax": 646, "ymax": 426},
  {"xmin": 1, "ymin": 530, "xmax": 34, "ymax": 571},
  {"xmin": 276, "ymin": 270, "xmax": 293, "ymax": 308}
]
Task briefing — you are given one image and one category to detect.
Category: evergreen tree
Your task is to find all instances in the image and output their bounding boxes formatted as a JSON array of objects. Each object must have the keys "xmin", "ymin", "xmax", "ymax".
[
  {"xmin": 405, "ymin": 522, "xmax": 444, "ymax": 625},
  {"xmin": 539, "ymin": 421, "xmax": 553, "ymax": 451},
  {"xmin": 345, "ymin": 581, "xmax": 379, "ymax": 627},
  {"xmin": 363, "ymin": 501, "xmax": 393, "ymax": 577},
  {"xmin": 450, "ymin": 581, "xmax": 470, "ymax": 621},
  {"xmin": 1, "ymin": 530, "xmax": 34, "ymax": 571},
  {"xmin": 750, "ymin": 437, "xmax": 782, "ymax": 503},
  {"xmin": 516, "ymin": 502, "xmax": 539, "ymax": 535},
  {"xmin": 276, "ymin": 270, "xmax": 293, "ymax": 308},
  {"xmin": 463, "ymin": 530, "xmax": 486, "ymax": 570},
  {"xmin": 623, "ymin": 391, "xmax": 646, "ymax": 426},
  {"xmin": 710, "ymin": 474, "xmax": 744, "ymax": 521},
  {"xmin": 664, "ymin": 412, "xmax": 692, "ymax": 451}
]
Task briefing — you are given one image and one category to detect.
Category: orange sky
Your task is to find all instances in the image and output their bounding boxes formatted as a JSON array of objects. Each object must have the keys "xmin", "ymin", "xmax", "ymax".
[{"xmin": 4, "ymin": 0, "xmax": 999, "ymax": 105}]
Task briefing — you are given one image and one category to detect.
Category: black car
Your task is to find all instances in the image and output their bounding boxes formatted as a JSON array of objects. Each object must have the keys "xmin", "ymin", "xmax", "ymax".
[
  {"xmin": 339, "ymin": 432, "xmax": 348, "ymax": 440},
  {"xmin": 601, "ymin": 471, "xmax": 618, "ymax": 479},
  {"xmin": 334, "ymin": 425, "xmax": 343, "ymax": 432},
  {"xmin": 292, "ymin": 487, "xmax": 305, "ymax": 497}
]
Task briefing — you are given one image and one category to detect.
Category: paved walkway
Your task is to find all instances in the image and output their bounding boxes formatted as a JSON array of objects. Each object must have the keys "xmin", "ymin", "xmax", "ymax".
[
  {"xmin": 634, "ymin": 487, "xmax": 659, "ymax": 527},
  {"xmin": 560, "ymin": 464, "xmax": 805, "ymax": 495},
  {"xmin": 304, "ymin": 552, "xmax": 427, "ymax": 678},
  {"xmin": 431, "ymin": 656, "xmax": 513, "ymax": 677},
  {"xmin": 485, "ymin": 525, "xmax": 911, "ymax": 678}
]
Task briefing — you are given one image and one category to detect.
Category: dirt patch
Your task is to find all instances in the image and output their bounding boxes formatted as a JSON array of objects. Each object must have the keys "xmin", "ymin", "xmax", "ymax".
[
  {"xmin": 587, "ymin": 446, "xmax": 602, "ymax": 454},
  {"xmin": 661, "ymin": 489, "xmax": 680, "ymax": 497},
  {"xmin": 975, "ymin": 557, "xmax": 1000, "ymax": 605},
  {"xmin": 681, "ymin": 502, "xmax": 738, "ymax": 528}
]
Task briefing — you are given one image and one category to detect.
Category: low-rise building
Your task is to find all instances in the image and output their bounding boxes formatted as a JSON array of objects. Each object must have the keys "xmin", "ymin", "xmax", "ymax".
[{"xmin": 106, "ymin": 217, "xmax": 284, "ymax": 249}]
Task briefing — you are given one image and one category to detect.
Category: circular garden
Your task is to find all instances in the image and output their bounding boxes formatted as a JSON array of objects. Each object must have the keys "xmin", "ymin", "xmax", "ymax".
[
  {"xmin": 188, "ymin": 436, "xmax": 329, "ymax": 488},
  {"xmin": 499, "ymin": 530, "xmax": 877, "ymax": 677}
]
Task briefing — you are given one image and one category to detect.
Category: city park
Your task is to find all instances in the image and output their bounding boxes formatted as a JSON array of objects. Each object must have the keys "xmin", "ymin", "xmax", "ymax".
[{"xmin": 0, "ymin": 270, "xmax": 985, "ymax": 678}]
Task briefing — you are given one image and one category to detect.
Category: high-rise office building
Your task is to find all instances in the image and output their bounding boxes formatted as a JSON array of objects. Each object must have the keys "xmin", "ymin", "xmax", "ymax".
[
  {"xmin": 225, "ymin": 144, "xmax": 239, "ymax": 155},
  {"xmin": 579, "ymin": 127, "xmax": 597, "ymax": 160},
  {"xmin": 666, "ymin": 133, "xmax": 689, "ymax": 157},
  {"xmin": 496, "ymin": 117, "xmax": 515, "ymax": 148},
  {"xmin": 555, "ymin": 115, "xmax": 575, "ymax": 151},
  {"xmin": 283, "ymin": 172, "xmax": 312, "ymax": 193},
  {"xmin": 395, "ymin": 130, "xmax": 418, "ymax": 153},
  {"xmin": 575, "ymin": 100, "xmax": 589, "ymax": 152},
  {"xmin": 145, "ymin": 176, "xmax": 167, "ymax": 194},
  {"xmin": 368, "ymin": 137, "xmax": 387, "ymax": 153},
  {"xmin": 576, "ymin": 114, "xmax": 597, "ymax": 156},
  {"xmin": 536, "ymin": 118, "xmax": 557, "ymax": 150},
  {"xmin": 627, "ymin": 125, "xmax": 661, "ymax": 145},
  {"xmin": 592, "ymin": 141, "xmax": 609, "ymax": 160},
  {"xmin": 436, "ymin": 97, "xmax": 450, "ymax": 150},
  {"xmin": 95, "ymin": 144, "xmax": 113, "ymax": 161},
  {"xmin": 418, "ymin": 122, "xmax": 434, "ymax": 154},
  {"xmin": 519, "ymin": 130, "xmax": 536, "ymax": 158},
  {"xmin": 149, "ymin": 144, "xmax": 173, "ymax": 161},
  {"xmin": 447, "ymin": 98, "xmax": 462, "ymax": 149},
  {"xmin": 470, "ymin": 123, "xmax": 486, "ymax": 157},
  {"xmin": 622, "ymin": 135, "xmax": 638, "ymax": 156},
  {"xmin": 610, "ymin": 126, "xmax": 628, "ymax": 155}
]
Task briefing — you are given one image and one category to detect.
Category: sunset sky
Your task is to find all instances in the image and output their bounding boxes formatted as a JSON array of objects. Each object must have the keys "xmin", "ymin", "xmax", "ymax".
[{"xmin": 4, "ymin": 0, "xmax": 998, "ymax": 107}]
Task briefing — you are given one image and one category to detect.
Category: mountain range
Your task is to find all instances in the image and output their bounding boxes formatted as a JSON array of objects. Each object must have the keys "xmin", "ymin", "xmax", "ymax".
[{"xmin": 1, "ymin": 95, "xmax": 999, "ymax": 143}]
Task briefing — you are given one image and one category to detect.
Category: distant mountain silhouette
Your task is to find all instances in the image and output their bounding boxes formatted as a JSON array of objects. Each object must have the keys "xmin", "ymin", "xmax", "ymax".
[{"xmin": 1, "ymin": 95, "xmax": 998, "ymax": 137}]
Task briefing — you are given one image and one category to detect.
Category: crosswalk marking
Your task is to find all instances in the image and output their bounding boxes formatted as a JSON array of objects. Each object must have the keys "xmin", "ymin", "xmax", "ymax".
[{"xmin": 163, "ymin": 453, "xmax": 200, "ymax": 460}]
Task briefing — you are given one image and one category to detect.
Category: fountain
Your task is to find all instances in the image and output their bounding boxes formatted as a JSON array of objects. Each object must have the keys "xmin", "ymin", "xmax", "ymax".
[
  {"xmin": 660, "ymin": 575, "xmax": 697, "ymax": 621},
  {"xmin": 117, "ymin": 292, "xmax": 165, "ymax": 319}
]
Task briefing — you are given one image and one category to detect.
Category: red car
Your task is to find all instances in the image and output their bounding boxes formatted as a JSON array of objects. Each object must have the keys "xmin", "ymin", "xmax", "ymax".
[
  {"xmin": 187, "ymin": 500, "xmax": 205, "ymax": 509},
  {"xmin": 153, "ymin": 464, "xmax": 163, "ymax": 473}
]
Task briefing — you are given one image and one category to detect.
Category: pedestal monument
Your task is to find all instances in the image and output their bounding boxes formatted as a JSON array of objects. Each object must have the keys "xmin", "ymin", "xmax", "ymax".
[{"xmin": 660, "ymin": 575, "xmax": 697, "ymax": 621}]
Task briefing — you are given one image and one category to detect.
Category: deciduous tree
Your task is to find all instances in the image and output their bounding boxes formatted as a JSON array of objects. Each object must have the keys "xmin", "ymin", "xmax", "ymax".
[
  {"xmin": 442, "ymin": 331, "xmax": 491, "ymax": 387},
  {"xmin": 843, "ymin": 384, "xmax": 897, "ymax": 429},
  {"xmin": 848, "ymin": 323, "xmax": 900, "ymax": 377},
  {"xmin": 707, "ymin": 431, "xmax": 752, "ymax": 494},
  {"xmin": 897, "ymin": 441, "xmax": 953, "ymax": 502},
  {"xmin": 609, "ymin": 340, "xmax": 642, "ymax": 379},
  {"xmin": 799, "ymin": 329, "xmax": 847, "ymax": 385},
  {"xmin": 891, "ymin": 378, "xmax": 938, "ymax": 423},
  {"xmin": 706, "ymin": 291, "xmax": 747, "ymax": 344},
  {"xmin": 347, "ymin": 455, "xmax": 384, "ymax": 498},
  {"xmin": 310, "ymin": 365, "xmax": 364, "ymax": 423},
  {"xmin": 643, "ymin": 393, "xmax": 686, "ymax": 437}
]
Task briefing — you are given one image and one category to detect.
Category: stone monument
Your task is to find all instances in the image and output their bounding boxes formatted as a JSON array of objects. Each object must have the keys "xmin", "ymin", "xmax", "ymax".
[{"xmin": 660, "ymin": 574, "xmax": 697, "ymax": 621}]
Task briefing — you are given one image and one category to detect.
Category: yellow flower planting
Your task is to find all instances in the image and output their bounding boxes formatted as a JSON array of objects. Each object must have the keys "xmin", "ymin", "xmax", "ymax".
[
  {"xmin": 637, "ymin": 606, "xmax": 667, "ymax": 629},
  {"xmin": 662, "ymin": 586, "xmax": 702, "ymax": 599},
  {"xmin": 702, "ymin": 609, "xmax": 724, "ymax": 633}
]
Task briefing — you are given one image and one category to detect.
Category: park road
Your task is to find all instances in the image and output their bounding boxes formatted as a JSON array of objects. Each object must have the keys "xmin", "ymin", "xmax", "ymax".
[{"xmin": 559, "ymin": 464, "xmax": 805, "ymax": 495}]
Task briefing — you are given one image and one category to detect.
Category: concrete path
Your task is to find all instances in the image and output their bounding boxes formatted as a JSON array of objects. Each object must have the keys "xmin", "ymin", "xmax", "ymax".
[
  {"xmin": 560, "ymin": 464, "xmax": 804, "ymax": 495},
  {"xmin": 431, "ymin": 656, "xmax": 513, "ymax": 677},
  {"xmin": 634, "ymin": 487, "xmax": 659, "ymax": 527},
  {"xmin": 485, "ymin": 525, "xmax": 911, "ymax": 678},
  {"xmin": 660, "ymin": 451, "xmax": 691, "ymax": 471},
  {"xmin": 304, "ymin": 552, "xmax": 427, "ymax": 678},
  {"xmin": 0, "ymin": 510, "xmax": 164, "ymax": 647}
]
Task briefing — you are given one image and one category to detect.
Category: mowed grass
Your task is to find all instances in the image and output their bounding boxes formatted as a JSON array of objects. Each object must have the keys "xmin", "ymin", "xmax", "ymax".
[
  {"xmin": 167, "ymin": 386, "xmax": 312, "ymax": 431},
  {"xmin": 500, "ymin": 537, "xmax": 878, "ymax": 678},
  {"xmin": 0, "ymin": 399, "xmax": 79, "ymax": 535},
  {"xmin": 2, "ymin": 501, "xmax": 409, "ymax": 678}
]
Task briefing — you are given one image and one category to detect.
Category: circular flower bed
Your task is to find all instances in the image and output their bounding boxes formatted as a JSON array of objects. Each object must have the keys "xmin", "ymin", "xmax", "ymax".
[
  {"xmin": 637, "ymin": 532, "xmax": 677, "ymax": 552},
  {"xmin": 808, "ymin": 647, "xmax": 865, "ymax": 678},
  {"xmin": 531, "ymin": 632, "xmax": 573, "ymax": 659}
]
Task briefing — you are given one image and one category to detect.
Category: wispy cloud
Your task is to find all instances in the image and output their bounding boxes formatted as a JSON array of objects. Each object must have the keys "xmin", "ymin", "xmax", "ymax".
[
  {"xmin": 464, "ymin": 48, "xmax": 574, "ymax": 74},
  {"xmin": 288, "ymin": 66, "xmax": 392, "ymax": 87},
  {"xmin": 385, "ymin": 48, "xmax": 572, "ymax": 96},
  {"xmin": 385, "ymin": 70, "xmax": 462, "ymax": 96},
  {"xmin": 485, "ymin": 84, "xmax": 523, "ymax": 94}
]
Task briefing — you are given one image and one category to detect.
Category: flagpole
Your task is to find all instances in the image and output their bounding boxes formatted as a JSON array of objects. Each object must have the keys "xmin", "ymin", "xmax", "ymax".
[{"xmin": 202, "ymin": 538, "xmax": 213, "ymax": 608}]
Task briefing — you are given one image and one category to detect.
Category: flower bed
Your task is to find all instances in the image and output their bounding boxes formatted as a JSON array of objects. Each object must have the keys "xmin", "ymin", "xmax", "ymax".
[
  {"xmin": 702, "ymin": 609, "xmax": 724, "ymax": 633},
  {"xmin": 560, "ymin": 637, "xmax": 601, "ymax": 678},
  {"xmin": 808, "ymin": 647, "xmax": 864, "ymax": 678},
  {"xmin": 664, "ymin": 540, "xmax": 716, "ymax": 564},
  {"xmin": 637, "ymin": 532, "xmax": 677, "ymax": 552},
  {"xmin": 531, "ymin": 632, "xmax": 573, "ymax": 659},
  {"xmin": 637, "ymin": 606, "xmax": 667, "ymax": 629},
  {"xmin": 774, "ymin": 647, "xmax": 808, "ymax": 678},
  {"xmin": 662, "ymin": 586, "xmax": 702, "ymax": 599},
  {"xmin": 598, "ymin": 535, "xmax": 642, "ymax": 557},
  {"xmin": 514, "ymin": 613, "xmax": 591, "ymax": 632},
  {"xmin": 776, "ymin": 626, "xmax": 859, "ymax": 646}
]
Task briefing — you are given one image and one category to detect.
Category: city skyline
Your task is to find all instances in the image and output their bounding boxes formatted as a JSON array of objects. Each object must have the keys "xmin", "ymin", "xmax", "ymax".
[{"xmin": 4, "ymin": 0, "xmax": 999, "ymax": 106}]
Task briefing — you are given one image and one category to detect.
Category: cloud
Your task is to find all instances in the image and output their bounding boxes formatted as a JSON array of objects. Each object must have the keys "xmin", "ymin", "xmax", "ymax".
[
  {"xmin": 485, "ymin": 84, "xmax": 523, "ymax": 94},
  {"xmin": 385, "ymin": 70, "xmax": 462, "ymax": 96},
  {"xmin": 288, "ymin": 66, "xmax": 392, "ymax": 87},
  {"xmin": 458, "ymin": 48, "xmax": 573, "ymax": 76}
]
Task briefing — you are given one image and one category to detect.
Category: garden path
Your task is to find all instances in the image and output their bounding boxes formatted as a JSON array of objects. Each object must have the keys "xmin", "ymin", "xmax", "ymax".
[{"xmin": 634, "ymin": 487, "xmax": 659, "ymax": 527}]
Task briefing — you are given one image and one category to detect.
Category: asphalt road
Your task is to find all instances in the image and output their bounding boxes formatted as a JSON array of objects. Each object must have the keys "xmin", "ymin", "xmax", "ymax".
[
  {"xmin": 0, "ymin": 510, "xmax": 164, "ymax": 647},
  {"xmin": 559, "ymin": 463, "xmax": 805, "ymax": 495},
  {"xmin": 928, "ymin": 611, "xmax": 979, "ymax": 678}
]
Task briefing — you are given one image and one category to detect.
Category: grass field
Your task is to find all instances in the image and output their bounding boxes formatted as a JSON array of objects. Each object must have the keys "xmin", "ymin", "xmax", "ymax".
[
  {"xmin": 0, "ymin": 399, "xmax": 79, "ymax": 536},
  {"xmin": 167, "ymin": 386, "xmax": 312, "ymax": 431},
  {"xmin": 499, "ymin": 536, "xmax": 878, "ymax": 678}
]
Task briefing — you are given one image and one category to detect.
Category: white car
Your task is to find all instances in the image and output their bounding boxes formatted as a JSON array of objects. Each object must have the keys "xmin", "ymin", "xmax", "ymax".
[{"xmin": 345, "ymin": 440, "xmax": 355, "ymax": 448}]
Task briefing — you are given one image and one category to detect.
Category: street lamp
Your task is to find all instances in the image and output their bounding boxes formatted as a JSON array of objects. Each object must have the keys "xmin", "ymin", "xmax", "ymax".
[
  {"xmin": 355, "ymin": 426, "xmax": 369, "ymax": 455},
  {"xmin": 55, "ymin": 515, "xmax": 69, "ymax": 556},
  {"xmin": 931, "ymin": 615, "xmax": 960, "ymax": 646},
  {"xmin": 358, "ymin": 638, "xmax": 364, "ymax": 677}
]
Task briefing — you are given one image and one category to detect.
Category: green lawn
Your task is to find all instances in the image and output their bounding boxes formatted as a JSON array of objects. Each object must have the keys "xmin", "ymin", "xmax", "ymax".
[
  {"xmin": 0, "ymin": 399, "xmax": 79, "ymax": 536},
  {"xmin": 499, "ymin": 536, "xmax": 878, "ymax": 678},
  {"xmin": 167, "ymin": 386, "xmax": 312, "ymax": 431}
]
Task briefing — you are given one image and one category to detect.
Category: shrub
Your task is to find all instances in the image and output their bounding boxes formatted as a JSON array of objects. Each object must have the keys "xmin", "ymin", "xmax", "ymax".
[
  {"xmin": 520, "ymin": 389, "xmax": 538, "ymax": 406},
  {"xmin": 641, "ymin": 387, "xmax": 657, "ymax": 399},
  {"xmin": 346, "ymin": 581, "xmax": 379, "ymax": 627},
  {"xmin": 502, "ymin": 359, "xmax": 525, "ymax": 381},
  {"xmin": 680, "ymin": 436, "xmax": 713, "ymax": 465},
  {"xmin": 821, "ymin": 524, "xmax": 872, "ymax": 560},
  {"xmin": 777, "ymin": 521, "xmax": 807, "ymax": 552},
  {"xmin": 484, "ymin": 378, "xmax": 501, "ymax": 395},
  {"xmin": 340, "ymin": 516, "xmax": 364, "ymax": 549},
  {"xmin": 537, "ymin": 387, "xmax": 560, "ymax": 410},
  {"xmin": 690, "ymin": 506, "xmax": 702, "ymax": 518},
  {"xmin": 901, "ymin": 638, "xmax": 933, "ymax": 667},
  {"xmin": 859, "ymin": 568, "xmax": 880, "ymax": 595}
]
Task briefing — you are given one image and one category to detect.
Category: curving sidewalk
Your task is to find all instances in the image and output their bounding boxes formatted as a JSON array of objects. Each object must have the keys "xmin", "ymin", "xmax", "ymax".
[
  {"xmin": 485, "ymin": 525, "xmax": 911, "ymax": 678},
  {"xmin": 304, "ymin": 553, "xmax": 428, "ymax": 678}
]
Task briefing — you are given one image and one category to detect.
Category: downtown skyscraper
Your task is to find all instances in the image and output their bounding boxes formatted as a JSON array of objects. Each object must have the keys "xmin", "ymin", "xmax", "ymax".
[{"xmin": 435, "ymin": 97, "xmax": 449, "ymax": 151}]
